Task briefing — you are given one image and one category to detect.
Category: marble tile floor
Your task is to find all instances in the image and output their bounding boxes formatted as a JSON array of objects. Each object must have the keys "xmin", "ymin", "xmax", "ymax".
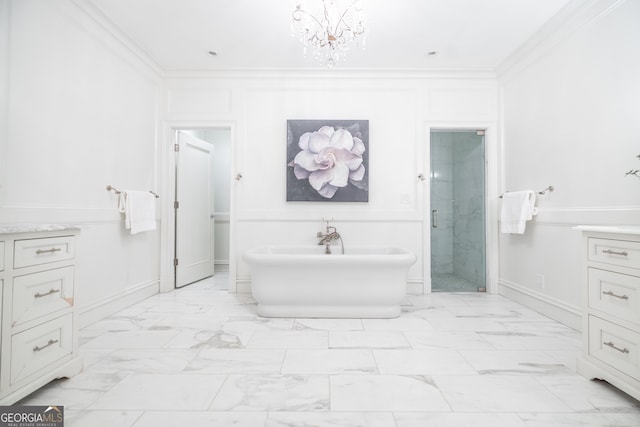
[{"xmin": 18, "ymin": 272, "xmax": 640, "ymax": 426}]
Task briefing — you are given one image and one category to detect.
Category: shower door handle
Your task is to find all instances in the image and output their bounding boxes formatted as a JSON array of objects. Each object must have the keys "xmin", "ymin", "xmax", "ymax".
[{"xmin": 432, "ymin": 209, "xmax": 438, "ymax": 228}]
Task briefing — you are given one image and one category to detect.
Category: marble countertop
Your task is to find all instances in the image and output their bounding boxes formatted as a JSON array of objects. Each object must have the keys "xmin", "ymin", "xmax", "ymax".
[
  {"xmin": 574, "ymin": 225, "xmax": 640, "ymax": 235},
  {"xmin": 0, "ymin": 223, "xmax": 81, "ymax": 235}
]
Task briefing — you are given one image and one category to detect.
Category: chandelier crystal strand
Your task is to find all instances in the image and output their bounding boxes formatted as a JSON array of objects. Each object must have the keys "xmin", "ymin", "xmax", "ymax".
[{"xmin": 292, "ymin": 0, "xmax": 366, "ymax": 68}]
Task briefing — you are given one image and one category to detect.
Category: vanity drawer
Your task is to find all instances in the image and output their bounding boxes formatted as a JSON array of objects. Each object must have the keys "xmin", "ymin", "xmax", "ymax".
[
  {"xmin": 14, "ymin": 236, "xmax": 75, "ymax": 269},
  {"xmin": 0, "ymin": 241, "xmax": 4, "ymax": 271},
  {"xmin": 588, "ymin": 238, "xmax": 640, "ymax": 269},
  {"xmin": 588, "ymin": 316, "xmax": 640, "ymax": 380},
  {"xmin": 12, "ymin": 267, "xmax": 74, "ymax": 327},
  {"xmin": 10, "ymin": 314, "xmax": 73, "ymax": 385},
  {"xmin": 588, "ymin": 268, "xmax": 640, "ymax": 324}
]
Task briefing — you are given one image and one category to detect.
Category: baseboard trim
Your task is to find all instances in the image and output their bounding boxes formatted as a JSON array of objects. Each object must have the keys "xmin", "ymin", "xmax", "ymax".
[
  {"xmin": 78, "ymin": 279, "xmax": 159, "ymax": 328},
  {"xmin": 498, "ymin": 279, "xmax": 582, "ymax": 330},
  {"xmin": 214, "ymin": 262, "xmax": 229, "ymax": 272},
  {"xmin": 407, "ymin": 279, "xmax": 424, "ymax": 295},
  {"xmin": 234, "ymin": 277, "xmax": 251, "ymax": 294}
]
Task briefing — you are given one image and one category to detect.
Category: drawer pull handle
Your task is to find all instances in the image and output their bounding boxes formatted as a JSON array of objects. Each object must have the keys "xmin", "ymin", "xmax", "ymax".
[
  {"xmin": 33, "ymin": 339, "xmax": 59, "ymax": 352},
  {"xmin": 34, "ymin": 288, "xmax": 61, "ymax": 298},
  {"xmin": 36, "ymin": 247, "xmax": 62, "ymax": 255},
  {"xmin": 602, "ymin": 290, "xmax": 629, "ymax": 300},
  {"xmin": 602, "ymin": 249, "xmax": 628, "ymax": 256},
  {"xmin": 604, "ymin": 341, "xmax": 630, "ymax": 354}
]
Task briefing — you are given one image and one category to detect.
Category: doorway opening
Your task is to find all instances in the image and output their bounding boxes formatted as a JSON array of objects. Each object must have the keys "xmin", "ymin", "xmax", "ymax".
[
  {"xmin": 430, "ymin": 129, "xmax": 486, "ymax": 292},
  {"xmin": 174, "ymin": 128, "xmax": 232, "ymax": 289}
]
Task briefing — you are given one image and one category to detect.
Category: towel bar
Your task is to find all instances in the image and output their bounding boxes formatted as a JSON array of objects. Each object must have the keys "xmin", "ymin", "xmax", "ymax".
[
  {"xmin": 500, "ymin": 185, "xmax": 553, "ymax": 198},
  {"xmin": 107, "ymin": 185, "xmax": 159, "ymax": 198}
]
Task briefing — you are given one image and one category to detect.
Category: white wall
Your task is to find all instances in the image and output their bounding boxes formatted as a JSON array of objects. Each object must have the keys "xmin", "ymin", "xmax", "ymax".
[
  {"xmin": 498, "ymin": 0, "xmax": 640, "ymax": 329},
  {"xmin": 0, "ymin": 0, "xmax": 162, "ymax": 326},
  {"xmin": 0, "ymin": 0, "xmax": 8, "ymax": 199},
  {"xmin": 161, "ymin": 74, "xmax": 498, "ymax": 294}
]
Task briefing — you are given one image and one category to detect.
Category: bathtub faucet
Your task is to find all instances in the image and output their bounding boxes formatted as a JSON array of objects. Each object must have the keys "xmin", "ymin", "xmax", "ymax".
[{"xmin": 317, "ymin": 223, "xmax": 344, "ymax": 255}]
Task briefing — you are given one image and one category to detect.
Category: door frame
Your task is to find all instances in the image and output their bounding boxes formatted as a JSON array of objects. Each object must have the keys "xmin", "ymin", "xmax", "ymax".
[
  {"xmin": 158, "ymin": 120, "xmax": 237, "ymax": 293},
  {"xmin": 423, "ymin": 121, "xmax": 499, "ymax": 294}
]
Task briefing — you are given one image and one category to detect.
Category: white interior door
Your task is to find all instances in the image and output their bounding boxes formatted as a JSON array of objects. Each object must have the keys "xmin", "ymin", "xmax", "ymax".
[{"xmin": 175, "ymin": 131, "xmax": 215, "ymax": 288}]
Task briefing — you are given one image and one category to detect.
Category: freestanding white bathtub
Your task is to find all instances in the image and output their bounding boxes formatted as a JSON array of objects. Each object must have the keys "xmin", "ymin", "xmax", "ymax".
[{"xmin": 243, "ymin": 246, "xmax": 417, "ymax": 318}]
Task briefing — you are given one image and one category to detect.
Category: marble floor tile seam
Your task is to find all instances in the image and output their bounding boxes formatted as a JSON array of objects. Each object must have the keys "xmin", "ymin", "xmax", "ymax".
[
  {"xmin": 428, "ymin": 374, "xmax": 640, "ymax": 414},
  {"xmin": 530, "ymin": 375, "xmax": 640, "ymax": 413},
  {"xmin": 59, "ymin": 408, "xmax": 640, "ymax": 416},
  {"xmin": 80, "ymin": 325, "xmax": 579, "ymax": 352},
  {"xmin": 77, "ymin": 320, "xmax": 580, "ymax": 348},
  {"xmin": 67, "ymin": 382, "xmax": 115, "ymax": 411},
  {"xmin": 80, "ymin": 361, "xmax": 595, "ymax": 381},
  {"xmin": 22, "ymin": 364, "xmax": 640, "ymax": 417},
  {"xmin": 61, "ymin": 409, "xmax": 640, "ymax": 427},
  {"xmin": 455, "ymin": 348, "xmax": 577, "ymax": 375},
  {"xmin": 52, "ymin": 370, "xmax": 640, "ymax": 415},
  {"xmin": 16, "ymin": 373, "xmax": 134, "ymax": 411},
  {"xmin": 205, "ymin": 375, "xmax": 232, "ymax": 411},
  {"xmin": 62, "ymin": 371, "xmax": 600, "ymax": 412}
]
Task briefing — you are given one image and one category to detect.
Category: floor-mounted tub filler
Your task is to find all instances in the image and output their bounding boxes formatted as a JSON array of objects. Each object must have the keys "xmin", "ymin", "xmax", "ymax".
[{"xmin": 243, "ymin": 246, "xmax": 417, "ymax": 318}]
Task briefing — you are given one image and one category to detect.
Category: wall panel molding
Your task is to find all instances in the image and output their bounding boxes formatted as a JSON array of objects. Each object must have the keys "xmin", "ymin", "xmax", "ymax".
[
  {"xmin": 529, "ymin": 206, "xmax": 640, "ymax": 227},
  {"xmin": 0, "ymin": 205, "xmax": 164, "ymax": 226},
  {"xmin": 0, "ymin": 206, "xmax": 122, "ymax": 224}
]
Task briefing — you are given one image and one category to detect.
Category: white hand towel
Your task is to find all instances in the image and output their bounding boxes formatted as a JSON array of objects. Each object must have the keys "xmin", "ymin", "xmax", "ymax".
[
  {"xmin": 118, "ymin": 190, "xmax": 156, "ymax": 235},
  {"xmin": 500, "ymin": 190, "xmax": 536, "ymax": 234}
]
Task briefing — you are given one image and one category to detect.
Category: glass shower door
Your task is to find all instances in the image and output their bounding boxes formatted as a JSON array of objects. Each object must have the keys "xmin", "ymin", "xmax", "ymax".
[{"xmin": 430, "ymin": 130, "xmax": 486, "ymax": 292}]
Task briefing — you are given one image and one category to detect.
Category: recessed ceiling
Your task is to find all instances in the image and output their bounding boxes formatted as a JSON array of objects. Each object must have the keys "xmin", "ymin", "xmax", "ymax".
[{"xmin": 84, "ymin": 0, "xmax": 572, "ymax": 72}]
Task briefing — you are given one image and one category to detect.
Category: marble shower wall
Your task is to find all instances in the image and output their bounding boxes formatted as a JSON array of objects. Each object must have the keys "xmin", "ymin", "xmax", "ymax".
[
  {"xmin": 431, "ymin": 131, "xmax": 485, "ymax": 289},
  {"xmin": 452, "ymin": 132, "xmax": 485, "ymax": 286}
]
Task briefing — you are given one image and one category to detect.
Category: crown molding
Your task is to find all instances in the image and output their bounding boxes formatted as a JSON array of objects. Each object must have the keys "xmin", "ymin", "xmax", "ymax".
[
  {"xmin": 69, "ymin": 0, "xmax": 163, "ymax": 81},
  {"xmin": 496, "ymin": 0, "xmax": 627, "ymax": 83}
]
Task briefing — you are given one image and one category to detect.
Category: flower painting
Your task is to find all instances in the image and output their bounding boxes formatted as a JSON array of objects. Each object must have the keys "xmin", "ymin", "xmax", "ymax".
[{"xmin": 287, "ymin": 119, "xmax": 369, "ymax": 202}]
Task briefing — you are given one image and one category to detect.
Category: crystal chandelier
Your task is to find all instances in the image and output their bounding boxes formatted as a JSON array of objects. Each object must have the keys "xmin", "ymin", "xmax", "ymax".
[{"xmin": 291, "ymin": 0, "xmax": 366, "ymax": 68}]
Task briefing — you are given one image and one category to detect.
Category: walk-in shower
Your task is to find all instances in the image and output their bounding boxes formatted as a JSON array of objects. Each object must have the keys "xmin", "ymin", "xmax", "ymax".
[{"xmin": 430, "ymin": 130, "xmax": 486, "ymax": 292}]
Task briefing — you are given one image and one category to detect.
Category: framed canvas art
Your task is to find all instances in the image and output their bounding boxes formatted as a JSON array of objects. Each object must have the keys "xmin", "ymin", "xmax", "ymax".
[{"xmin": 286, "ymin": 119, "xmax": 369, "ymax": 202}]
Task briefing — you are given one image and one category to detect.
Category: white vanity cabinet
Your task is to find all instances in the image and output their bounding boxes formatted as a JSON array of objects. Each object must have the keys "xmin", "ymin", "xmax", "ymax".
[
  {"xmin": 0, "ymin": 225, "xmax": 83, "ymax": 404},
  {"xmin": 576, "ymin": 226, "xmax": 640, "ymax": 401}
]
